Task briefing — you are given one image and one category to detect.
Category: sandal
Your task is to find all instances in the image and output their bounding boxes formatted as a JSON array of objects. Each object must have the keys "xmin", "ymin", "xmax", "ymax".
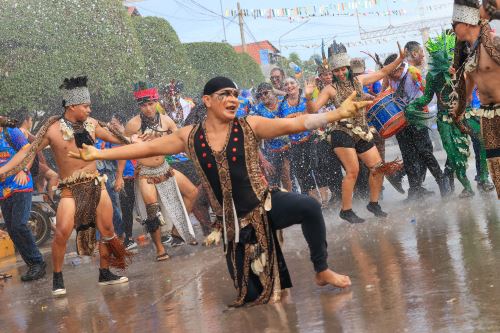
[
  {"xmin": 156, "ymin": 253, "xmax": 169, "ymax": 262},
  {"xmin": 0, "ymin": 273, "xmax": 13, "ymax": 280}
]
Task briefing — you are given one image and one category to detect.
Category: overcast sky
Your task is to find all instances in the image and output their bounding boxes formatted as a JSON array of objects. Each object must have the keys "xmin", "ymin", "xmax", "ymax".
[{"xmin": 126, "ymin": 0, "xmax": 453, "ymax": 67}]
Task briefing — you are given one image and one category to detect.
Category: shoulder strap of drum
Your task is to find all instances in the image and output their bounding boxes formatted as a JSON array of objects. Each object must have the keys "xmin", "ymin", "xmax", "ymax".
[{"xmin": 394, "ymin": 72, "xmax": 408, "ymax": 99}]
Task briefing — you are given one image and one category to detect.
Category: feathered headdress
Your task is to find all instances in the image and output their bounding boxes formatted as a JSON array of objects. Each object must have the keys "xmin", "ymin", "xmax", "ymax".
[
  {"xmin": 133, "ymin": 81, "xmax": 159, "ymax": 105},
  {"xmin": 60, "ymin": 76, "xmax": 91, "ymax": 107},
  {"xmin": 315, "ymin": 39, "xmax": 330, "ymax": 74},
  {"xmin": 361, "ymin": 51, "xmax": 384, "ymax": 70},
  {"xmin": 426, "ymin": 31, "xmax": 456, "ymax": 86},
  {"xmin": 328, "ymin": 40, "xmax": 350, "ymax": 70}
]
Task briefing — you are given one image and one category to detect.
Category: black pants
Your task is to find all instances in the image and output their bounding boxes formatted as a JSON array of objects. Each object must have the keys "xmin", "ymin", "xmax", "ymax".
[
  {"xmin": 396, "ymin": 125, "xmax": 443, "ymax": 189},
  {"xmin": 268, "ymin": 191, "xmax": 328, "ymax": 273},
  {"xmin": 290, "ymin": 140, "xmax": 316, "ymax": 192},
  {"xmin": 119, "ymin": 178, "xmax": 135, "ymax": 240}
]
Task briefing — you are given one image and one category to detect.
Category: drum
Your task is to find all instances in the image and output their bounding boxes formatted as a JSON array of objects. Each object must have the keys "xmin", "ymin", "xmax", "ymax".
[{"xmin": 366, "ymin": 90, "xmax": 407, "ymax": 139}]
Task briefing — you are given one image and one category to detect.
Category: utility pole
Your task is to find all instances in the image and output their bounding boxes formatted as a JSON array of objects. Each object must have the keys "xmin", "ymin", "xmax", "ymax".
[
  {"xmin": 219, "ymin": 0, "xmax": 227, "ymax": 42},
  {"xmin": 237, "ymin": 2, "xmax": 246, "ymax": 52}
]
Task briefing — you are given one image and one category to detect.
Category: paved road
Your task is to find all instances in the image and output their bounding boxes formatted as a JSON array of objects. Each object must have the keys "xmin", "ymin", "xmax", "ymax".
[{"xmin": 1, "ymin": 146, "xmax": 499, "ymax": 333}]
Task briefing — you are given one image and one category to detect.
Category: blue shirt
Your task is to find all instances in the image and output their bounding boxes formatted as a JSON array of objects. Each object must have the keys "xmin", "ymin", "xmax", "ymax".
[
  {"xmin": 277, "ymin": 97, "xmax": 311, "ymax": 143},
  {"xmin": 95, "ymin": 139, "xmax": 118, "ymax": 173},
  {"xmin": 363, "ymin": 81, "xmax": 382, "ymax": 95},
  {"xmin": 0, "ymin": 128, "xmax": 33, "ymax": 200},
  {"xmin": 123, "ymin": 160, "xmax": 135, "ymax": 178},
  {"xmin": 166, "ymin": 153, "xmax": 190, "ymax": 164},
  {"xmin": 471, "ymin": 87, "xmax": 480, "ymax": 108},
  {"xmin": 237, "ymin": 97, "xmax": 253, "ymax": 118},
  {"xmin": 251, "ymin": 102, "xmax": 290, "ymax": 152}
]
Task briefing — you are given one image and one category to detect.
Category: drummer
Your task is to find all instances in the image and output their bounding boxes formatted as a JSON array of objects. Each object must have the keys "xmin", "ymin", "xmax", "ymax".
[
  {"xmin": 383, "ymin": 54, "xmax": 451, "ymax": 200},
  {"xmin": 305, "ymin": 41, "xmax": 405, "ymax": 224}
]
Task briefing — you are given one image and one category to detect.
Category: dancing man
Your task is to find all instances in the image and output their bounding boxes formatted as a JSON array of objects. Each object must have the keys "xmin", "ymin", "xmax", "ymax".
[
  {"xmin": 126, "ymin": 82, "xmax": 197, "ymax": 261},
  {"xmin": 0, "ymin": 77, "xmax": 131, "ymax": 296},
  {"xmin": 452, "ymin": 0, "xmax": 500, "ymax": 198},
  {"xmin": 70, "ymin": 76, "xmax": 372, "ymax": 307}
]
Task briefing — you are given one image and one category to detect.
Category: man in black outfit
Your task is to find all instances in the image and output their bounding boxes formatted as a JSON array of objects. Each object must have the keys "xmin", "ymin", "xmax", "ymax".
[{"xmin": 384, "ymin": 54, "xmax": 450, "ymax": 199}]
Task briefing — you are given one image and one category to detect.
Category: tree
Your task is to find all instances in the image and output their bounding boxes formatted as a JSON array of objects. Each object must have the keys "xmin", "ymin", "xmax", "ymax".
[
  {"xmin": 184, "ymin": 42, "xmax": 264, "ymax": 93},
  {"xmin": 0, "ymin": 0, "xmax": 145, "ymax": 121},
  {"xmin": 132, "ymin": 16, "xmax": 198, "ymax": 96}
]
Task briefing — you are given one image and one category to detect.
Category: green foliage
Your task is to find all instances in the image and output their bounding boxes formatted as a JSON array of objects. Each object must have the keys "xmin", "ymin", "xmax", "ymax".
[
  {"xmin": 0, "ymin": 0, "xmax": 146, "ymax": 120},
  {"xmin": 131, "ymin": 16, "xmax": 198, "ymax": 96},
  {"xmin": 426, "ymin": 31, "xmax": 456, "ymax": 86},
  {"xmin": 0, "ymin": 2, "xmax": 264, "ymax": 119},
  {"xmin": 185, "ymin": 42, "xmax": 264, "ymax": 92}
]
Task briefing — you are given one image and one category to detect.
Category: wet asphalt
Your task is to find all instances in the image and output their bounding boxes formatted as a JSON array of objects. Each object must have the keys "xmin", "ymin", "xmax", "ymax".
[{"xmin": 1, "ymin": 147, "xmax": 499, "ymax": 333}]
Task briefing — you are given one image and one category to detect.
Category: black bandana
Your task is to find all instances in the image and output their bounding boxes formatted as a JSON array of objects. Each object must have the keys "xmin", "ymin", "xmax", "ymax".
[{"xmin": 203, "ymin": 77, "xmax": 237, "ymax": 96}]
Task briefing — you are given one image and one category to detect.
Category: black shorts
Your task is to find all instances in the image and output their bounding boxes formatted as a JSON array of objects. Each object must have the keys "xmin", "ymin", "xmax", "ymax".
[{"xmin": 330, "ymin": 130, "xmax": 374, "ymax": 154}]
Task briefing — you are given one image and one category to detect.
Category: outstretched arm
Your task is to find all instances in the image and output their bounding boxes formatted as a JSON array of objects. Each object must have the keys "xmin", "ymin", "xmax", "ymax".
[
  {"xmin": 69, "ymin": 126, "xmax": 191, "ymax": 161},
  {"xmin": 249, "ymin": 92, "xmax": 372, "ymax": 140},
  {"xmin": 358, "ymin": 43, "xmax": 405, "ymax": 86}
]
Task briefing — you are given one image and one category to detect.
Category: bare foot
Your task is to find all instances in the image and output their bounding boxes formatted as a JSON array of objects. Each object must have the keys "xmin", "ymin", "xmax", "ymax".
[{"xmin": 315, "ymin": 269, "xmax": 351, "ymax": 288}]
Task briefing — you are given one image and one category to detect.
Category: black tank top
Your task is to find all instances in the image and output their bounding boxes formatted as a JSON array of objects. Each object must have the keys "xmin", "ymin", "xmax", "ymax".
[{"xmin": 192, "ymin": 119, "xmax": 260, "ymax": 217}]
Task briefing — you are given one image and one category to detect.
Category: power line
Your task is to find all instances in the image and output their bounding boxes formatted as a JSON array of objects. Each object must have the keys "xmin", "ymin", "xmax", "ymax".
[
  {"xmin": 174, "ymin": 0, "xmax": 220, "ymax": 19},
  {"xmin": 133, "ymin": 2, "xmax": 213, "ymax": 21}
]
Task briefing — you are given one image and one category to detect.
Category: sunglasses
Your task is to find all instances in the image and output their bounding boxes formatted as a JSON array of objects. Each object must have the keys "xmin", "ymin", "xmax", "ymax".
[
  {"xmin": 213, "ymin": 89, "xmax": 240, "ymax": 100},
  {"xmin": 451, "ymin": 22, "xmax": 459, "ymax": 30}
]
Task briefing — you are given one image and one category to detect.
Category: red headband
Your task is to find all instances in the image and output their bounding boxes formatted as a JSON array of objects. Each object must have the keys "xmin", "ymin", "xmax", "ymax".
[{"xmin": 133, "ymin": 88, "xmax": 159, "ymax": 101}]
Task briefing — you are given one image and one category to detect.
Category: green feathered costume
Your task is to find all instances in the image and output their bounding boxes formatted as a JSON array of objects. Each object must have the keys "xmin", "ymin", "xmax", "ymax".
[
  {"xmin": 405, "ymin": 32, "xmax": 473, "ymax": 196},
  {"xmin": 464, "ymin": 104, "xmax": 492, "ymax": 185}
]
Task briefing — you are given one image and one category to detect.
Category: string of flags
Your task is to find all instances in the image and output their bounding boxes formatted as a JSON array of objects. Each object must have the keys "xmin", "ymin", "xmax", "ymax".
[
  {"xmin": 279, "ymin": 31, "xmax": 425, "ymax": 50},
  {"xmin": 224, "ymin": 2, "xmax": 451, "ymax": 20}
]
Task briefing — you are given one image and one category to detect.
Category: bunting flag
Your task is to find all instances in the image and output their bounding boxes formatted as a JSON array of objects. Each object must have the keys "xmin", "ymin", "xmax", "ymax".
[{"xmin": 225, "ymin": 2, "xmax": 451, "ymax": 20}]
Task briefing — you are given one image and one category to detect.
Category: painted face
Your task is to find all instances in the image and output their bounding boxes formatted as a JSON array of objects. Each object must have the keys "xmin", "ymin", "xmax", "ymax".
[
  {"xmin": 139, "ymin": 101, "xmax": 158, "ymax": 118},
  {"xmin": 68, "ymin": 103, "xmax": 92, "ymax": 122},
  {"xmin": 258, "ymin": 90, "xmax": 277, "ymax": 106},
  {"xmin": 319, "ymin": 71, "xmax": 333, "ymax": 85},
  {"xmin": 203, "ymin": 88, "xmax": 240, "ymax": 121},
  {"xmin": 333, "ymin": 66, "xmax": 349, "ymax": 81},
  {"xmin": 283, "ymin": 79, "xmax": 299, "ymax": 95}
]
